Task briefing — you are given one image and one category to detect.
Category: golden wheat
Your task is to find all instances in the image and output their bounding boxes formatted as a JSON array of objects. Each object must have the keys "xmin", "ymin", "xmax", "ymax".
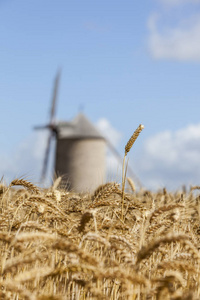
[
  {"xmin": 125, "ymin": 124, "xmax": 144, "ymax": 155},
  {"xmin": 127, "ymin": 177, "xmax": 136, "ymax": 192},
  {"xmin": 10, "ymin": 178, "xmax": 40, "ymax": 194},
  {"xmin": 0, "ymin": 177, "xmax": 200, "ymax": 299}
]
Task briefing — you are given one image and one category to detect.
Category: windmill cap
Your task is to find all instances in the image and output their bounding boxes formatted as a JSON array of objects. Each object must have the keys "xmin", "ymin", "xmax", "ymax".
[{"xmin": 56, "ymin": 113, "xmax": 105, "ymax": 139}]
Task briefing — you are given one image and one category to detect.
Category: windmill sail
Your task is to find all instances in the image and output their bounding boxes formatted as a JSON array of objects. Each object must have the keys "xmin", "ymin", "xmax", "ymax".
[
  {"xmin": 49, "ymin": 70, "xmax": 61, "ymax": 125},
  {"xmin": 40, "ymin": 70, "xmax": 61, "ymax": 182},
  {"xmin": 33, "ymin": 70, "xmax": 61, "ymax": 183},
  {"xmin": 40, "ymin": 131, "xmax": 53, "ymax": 182}
]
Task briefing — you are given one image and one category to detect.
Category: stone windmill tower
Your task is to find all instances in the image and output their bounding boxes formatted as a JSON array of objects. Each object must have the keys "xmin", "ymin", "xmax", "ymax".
[
  {"xmin": 35, "ymin": 72, "xmax": 106, "ymax": 192},
  {"xmin": 54, "ymin": 113, "xmax": 105, "ymax": 192}
]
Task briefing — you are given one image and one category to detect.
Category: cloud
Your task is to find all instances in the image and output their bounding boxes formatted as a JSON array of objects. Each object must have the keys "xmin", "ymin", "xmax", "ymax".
[
  {"xmin": 158, "ymin": 0, "xmax": 200, "ymax": 6},
  {"xmin": 148, "ymin": 3, "xmax": 200, "ymax": 61},
  {"xmin": 0, "ymin": 131, "xmax": 55, "ymax": 185},
  {"xmin": 96, "ymin": 118, "xmax": 123, "ymax": 180},
  {"xmin": 96, "ymin": 118, "xmax": 122, "ymax": 147},
  {"xmin": 137, "ymin": 123, "xmax": 200, "ymax": 190}
]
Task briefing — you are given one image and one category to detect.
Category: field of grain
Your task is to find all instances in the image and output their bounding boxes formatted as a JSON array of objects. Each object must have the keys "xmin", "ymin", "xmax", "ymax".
[{"xmin": 0, "ymin": 177, "xmax": 200, "ymax": 300}]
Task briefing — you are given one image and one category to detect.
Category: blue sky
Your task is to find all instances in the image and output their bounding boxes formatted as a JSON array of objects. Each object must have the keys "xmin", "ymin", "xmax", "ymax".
[{"xmin": 1, "ymin": 0, "xmax": 200, "ymax": 190}]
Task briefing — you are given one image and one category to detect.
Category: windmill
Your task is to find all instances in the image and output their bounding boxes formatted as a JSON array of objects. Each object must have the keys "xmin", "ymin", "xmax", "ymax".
[
  {"xmin": 35, "ymin": 71, "xmax": 106, "ymax": 192},
  {"xmin": 35, "ymin": 71, "xmax": 141, "ymax": 192}
]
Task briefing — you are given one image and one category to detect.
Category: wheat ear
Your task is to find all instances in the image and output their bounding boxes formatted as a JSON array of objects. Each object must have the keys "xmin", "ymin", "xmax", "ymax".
[
  {"xmin": 10, "ymin": 179, "xmax": 40, "ymax": 194},
  {"xmin": 122, "ymin": 124, "xmax": 144, "ymax": 220},
  {"xmin": 125, "ymin": 124, "xmax": 144, "ymax": 156},
  {"xmin": 136, "ymin": 233, "xmax": 189, "ymax": 264}
]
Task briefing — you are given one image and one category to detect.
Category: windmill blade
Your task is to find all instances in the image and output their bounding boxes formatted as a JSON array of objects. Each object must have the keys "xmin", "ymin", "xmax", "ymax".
[
  {"xmin": 40, "ymin": 70, "xmax": 61, "ymax": 182},
  {"xmin": 106, "ymin": 139, "xmax": 142, "ymax": 189},
  {"xmin": 34, "ymin": 125, "xmax": 50, "ymax": 130},
  {"xmin": 49, "ymin": 69, "xmax": 61, "ymax": 125},
  {"xmin": 40, "ymin": 132, "xmax": 54, "ymax": 182},
  {"xmin": 34, "ymin": 124, "xmax": 57, "ymax": 131},
  {"xmin": 34, "ymin": 70, "xmax": 61, "ymax": 131}
]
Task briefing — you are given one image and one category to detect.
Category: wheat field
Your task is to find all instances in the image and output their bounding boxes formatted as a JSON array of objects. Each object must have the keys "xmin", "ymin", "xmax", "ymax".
[{"xmin": 0, "ymin": 177, "xmax": 200, "ymax": 300}]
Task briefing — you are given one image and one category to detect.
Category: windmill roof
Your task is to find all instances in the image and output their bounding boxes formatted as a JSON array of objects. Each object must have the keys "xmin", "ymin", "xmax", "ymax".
[{"xmin": 56, "ymin": 113, "xmax": 104, "ymax": 139}]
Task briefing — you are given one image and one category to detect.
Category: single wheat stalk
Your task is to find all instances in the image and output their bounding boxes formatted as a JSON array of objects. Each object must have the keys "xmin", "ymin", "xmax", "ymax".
[
  {"xmin": 190, "ymin": 185, "xmax": 200, "ymax": 191},
  {"xmin": 92, "ymin": 182, "xmax": 120, "ymax": 202},
  {"xmin": 26, "ymin": 196, "xmax": 74, "ymax": 222},
  {"xmin": 52, "ymin": 176, "xmax": 62, "ymax": 191},
  {"xmin": 146, "ymin": 219, "xmax": 173, "ymax": 235},
  {"xmin": 127, "ymin": 177, "xmax": 136, "ymax": 192},
  {"xmin": 121, "ymin": 157, "xmax": 128, "ymax": 221},
  {"xmin": 10, "ymin": 179, "xmax": 40, "ymax": 194},
  {"xmin": 109, "ymin": 235, "xmax": 135, "ymax": 252},
  {"xmin": 157, "ymin": 260, "xmax": 198, "ymax": 274},
  {"xmin": 136, "ymin": 233, "xmax": 190, "ymax": 264},
  {"xmin": 149, "ymin": 204, "xmax": 184, "ymax": 223},
  {"xmin": 3, "ymin": 251, "xmax": 48, "ymax": 274},
  {"xmin": 13, "ymin": 266, "xmax": 53, "ymax": 283},
  {"xmin": 51, "ymin": 239, "xmax": 100, "ymax": 266},
  {"xmin": 80, "ymin": 232, "xmax": 111, "ymax": 248},
  {"xmin": 93, "ymin": 266, "xmax": 150, "ymax": 288},
  {"xmin": 17, "ymin": 221, "xmax": 52, "ymax": 233},
  {"xmin": 152, "ymin": 270, "xmax": 187, "ymax": 287},
  {"xmin": 11, "ymin": 232, "xmax": 57, "ymax": 245},
  {"xmin": 121, "ymin": 124, "xmax": 144, "ymax": 221}
]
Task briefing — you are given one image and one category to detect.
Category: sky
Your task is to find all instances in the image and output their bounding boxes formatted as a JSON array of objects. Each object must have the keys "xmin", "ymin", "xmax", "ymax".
[{"xmin": 1, "ymin": 0, "xmax": 200, "ymax": 190}]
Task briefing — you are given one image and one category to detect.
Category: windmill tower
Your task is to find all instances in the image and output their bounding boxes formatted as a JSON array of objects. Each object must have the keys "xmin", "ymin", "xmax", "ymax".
[
  {"xmin": 55, "ymin": 114, "xmax": 105, "ymax": 192},
  {"xmin": 35, "ymin": 71, "xmax": 106, "ymax": 192}
]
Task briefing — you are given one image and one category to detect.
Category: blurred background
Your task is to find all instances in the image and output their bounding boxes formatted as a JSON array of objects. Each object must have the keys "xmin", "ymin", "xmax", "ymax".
[{"xmin": 1, "ymin": 0, "xmax": 200, "ymax": 190}]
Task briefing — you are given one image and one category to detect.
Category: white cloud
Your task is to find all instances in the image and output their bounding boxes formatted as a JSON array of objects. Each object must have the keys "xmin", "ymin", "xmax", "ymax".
[
  {"xmin": 0, "ymin": 131, "xmax": 55, "ymax": 185},
  {"xmin": 158, "ymin": 0, "xmax": 200, "ymax": 6},
  {"xmin": 148, "ymin": 2, "xmax": 200, "ymax": 61},
  {"xmin": 137, "ymin": 123, "xmax": 200, "ymax": 190},
  {"xmin": 96, "ymin": 118, "xmax": 122, "ymax": 147},
  {"xmin": 96, "ymin": 118, "xmax": 123, "ymax": 180}
]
